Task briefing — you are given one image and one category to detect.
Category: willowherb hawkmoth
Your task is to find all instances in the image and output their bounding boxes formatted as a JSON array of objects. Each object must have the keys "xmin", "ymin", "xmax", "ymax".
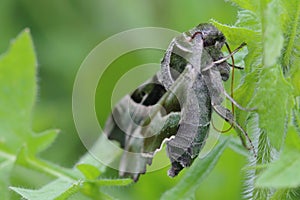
[{"xmin": 104, "ymin": 23, "xmax": 254, "ymax": 181}]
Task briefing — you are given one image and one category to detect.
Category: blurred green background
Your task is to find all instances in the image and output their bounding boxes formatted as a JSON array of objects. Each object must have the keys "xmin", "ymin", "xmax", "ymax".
[{"xmin": 0, "ymin": 0, "xmax": 248, "ymax": 199}]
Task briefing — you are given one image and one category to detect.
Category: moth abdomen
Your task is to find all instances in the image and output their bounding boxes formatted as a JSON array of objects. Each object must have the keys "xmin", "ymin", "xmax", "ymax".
[{"xmin": 166, "ymin": 122, "xmax": 210, "ymax": 177}]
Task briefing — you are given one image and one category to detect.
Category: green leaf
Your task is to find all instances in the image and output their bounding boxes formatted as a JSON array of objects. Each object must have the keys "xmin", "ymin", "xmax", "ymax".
[
  {"xmin": 212, "ymin": 20, "xmax": 262, "ymax": 72},
  {"xmin": 235, "ymin": 10, "xmax": 260, "ymax": 30},
  {"xmin": 219, "ymin": 0, "xmax": 300, "ymax": 199},
  {"xmin": 10, "ymin": 179, "xmax": 82, "ymax": 200},
  {"xmin": 76, "ymin": 164, "xmax": 101, "ymax": 180},
  {"xmin": 0, "ymin": 28, "xmax": 59, "ymax": 154},
  {"xmin": 251, "ymin": 65, "xmax": 293, "ymax": 150},
  {"xmin": 228, "ymin": 0, "xmax": 259, "ymax": 13},
  {"xmin": 160, "ymin": 138, "xmax": 229, "ymax": 200},
  {"xmin": 286, "ymin": 125, "xmax": 300, "ymax": 151},
  {"xmin": 92, "ymin": 178, "xmax": 132, "ymax": 186},
  {"xmin": 212, "ymin": 20, "xmax": 259, "ymax": 47},
  {"xmin": 228, "ymin": 137, "xmax": 249, "ymax": 156},
  {"xmin": 28, "ymin": 129, "xmax": 60, "ymax": 155},
  {"xmin": 11, "ymin": 146, "xmax": 79, "ymax": 186},
  {"xmin": 256, "ymin": 127, "xmax": 300, "ymax": 188},
  {"xmin": 0, "ymin": 161, "xmax": 14, "ymax": 200},
  {"xmin": 11, "ymin": 146, "xmax": 132, "ymax": 198},
  {"xmin": 280, "ymin": 0, "xmax": 300, "ymax": 95},
  {"xmin": 0, "ymin": 29, "xmax": 59, "ymax": 199},
  {"xmin": 293, "ymin": 109, "xmax": 300, "ymax": 134},
  {"xmin": 0, "ymin": 29, "xmax": 57, "ymax": 155},
  {"xmin": 281, "ymin": 0, "xmax": 300, "ymax": 71},
  {"xmin": 291, "ymin": 68, "xmax": 300, "ymax": 96},
  {"xmin": 0, "ymin": 30, "xmax": 132, "ymax": 199},
  {"xmin": 256, "ymin": 150, "xmax": 300, "ymax": 188},
  {"xmin": 233, "ymin": 71, "xmax": 258, "ymax": 129},
  {"xmin": 0, "ymin": 29, "xmax": 36, "ymax": 131},
  {"xmin": 262, "ymin": 0, "xmax": 284, "ymax": 68},
  {"xmin": 270, "ymin": 188, "xmax": 300, "ymax": 200}
]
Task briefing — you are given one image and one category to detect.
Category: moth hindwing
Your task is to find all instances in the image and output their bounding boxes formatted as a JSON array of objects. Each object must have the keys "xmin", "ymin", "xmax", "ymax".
[{"xmin": 104, "ymin": 23, "xmax": 252, "ymax": 182}]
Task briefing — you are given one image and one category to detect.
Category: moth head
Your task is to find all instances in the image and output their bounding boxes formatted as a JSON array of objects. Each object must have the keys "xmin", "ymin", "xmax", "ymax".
[{"xmin": 191, "ymin": 23, "xmax": 225, "ymax": 49}]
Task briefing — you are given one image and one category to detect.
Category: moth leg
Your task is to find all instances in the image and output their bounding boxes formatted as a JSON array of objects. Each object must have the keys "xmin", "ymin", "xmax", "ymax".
[
  {"xmin": 223, "ymin": 90, "xmax": 255, "ymax": 111},
  {"xmin": 212, "ymin": 104, "xmax": 256, "ymax": 156},
  {"xmin": 202, "ymin": 42, "xmax": 247, "ymax": 72},
  {"xmin": 228, "ymin": 63, "xmax": 244, "ymax": 70}
]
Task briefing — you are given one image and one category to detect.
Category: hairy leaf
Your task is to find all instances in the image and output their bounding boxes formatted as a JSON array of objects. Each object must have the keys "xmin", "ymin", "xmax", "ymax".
[
  {"xmin": 10, "ymin": 179, "xmax": 82, "ymax": 200},
  {"xmin": 0, "ymin": 30, "xmax": 132, "ymax": 199},
  {"xmin": 256, "ymin": 128, "xmax": 300, "ymax": 188},
  {"xmin": 228, "ymin": 0, "xmax": 259, "ymax": 13},
  {"xmin": 262, "ymin": 0, "xmax": 284, "ymax": 68},
  {"xmin": 222, "ymin": 0, "xmax": 299, "ymax": 199},
  {"xmin": 0, "ymin": 30, "xmax": 58, "ymax": 199},
  {"xmin": 251, "ymin": 65, "xmax": 293, "ymax": 150}
]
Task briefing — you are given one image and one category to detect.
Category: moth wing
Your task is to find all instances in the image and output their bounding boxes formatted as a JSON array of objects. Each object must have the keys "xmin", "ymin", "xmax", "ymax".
[
  {"xmin": 104, "ymin": 74, "xmax": 167, "ymax": 148},
  {"xmin": 104, "ymin": 73, "xmax": 182, "ymax": 181}
]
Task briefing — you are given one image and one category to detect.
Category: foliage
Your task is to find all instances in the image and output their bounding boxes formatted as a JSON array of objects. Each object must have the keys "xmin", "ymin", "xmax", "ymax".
[
  {"xmin": 0, "ymin": 0, "xmax": 299, "ymax": 199},
  {"xmin": 213, "ymin": 0, "xmax": 300, "ymax": 199},
  {"xmin": 0, "ymin": 30, "xmax": 132, "ymax": 200}
]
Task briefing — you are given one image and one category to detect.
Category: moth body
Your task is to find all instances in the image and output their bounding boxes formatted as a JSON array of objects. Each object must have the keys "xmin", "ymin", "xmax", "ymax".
[{"xmin": 104, "ymin": 23, "xmax": 250, "ymax": 181}]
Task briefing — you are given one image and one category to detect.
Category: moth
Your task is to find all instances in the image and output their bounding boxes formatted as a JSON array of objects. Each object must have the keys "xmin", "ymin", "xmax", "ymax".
[{"xmin": 104, "ymin": 23, "xmax": 254, "ymax": 181}]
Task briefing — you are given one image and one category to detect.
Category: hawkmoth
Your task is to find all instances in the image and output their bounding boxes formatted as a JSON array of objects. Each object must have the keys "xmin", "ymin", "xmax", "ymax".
[{"xmin": 104, "ymin": 23, "xmax": 254, "ymax": 181}]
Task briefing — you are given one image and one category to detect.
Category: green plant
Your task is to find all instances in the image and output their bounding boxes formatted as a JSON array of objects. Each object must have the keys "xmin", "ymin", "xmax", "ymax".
[
  {"xmin": 0, "ymin": 0, "xmax": 299, "ymax": 199},
  {"xmin": 213, "ymin": 0, "xmax": 300, "ymax": 199},
  {"xmin": 0, "ymin": 30, "xmax": 131, "ymax": 200}
]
